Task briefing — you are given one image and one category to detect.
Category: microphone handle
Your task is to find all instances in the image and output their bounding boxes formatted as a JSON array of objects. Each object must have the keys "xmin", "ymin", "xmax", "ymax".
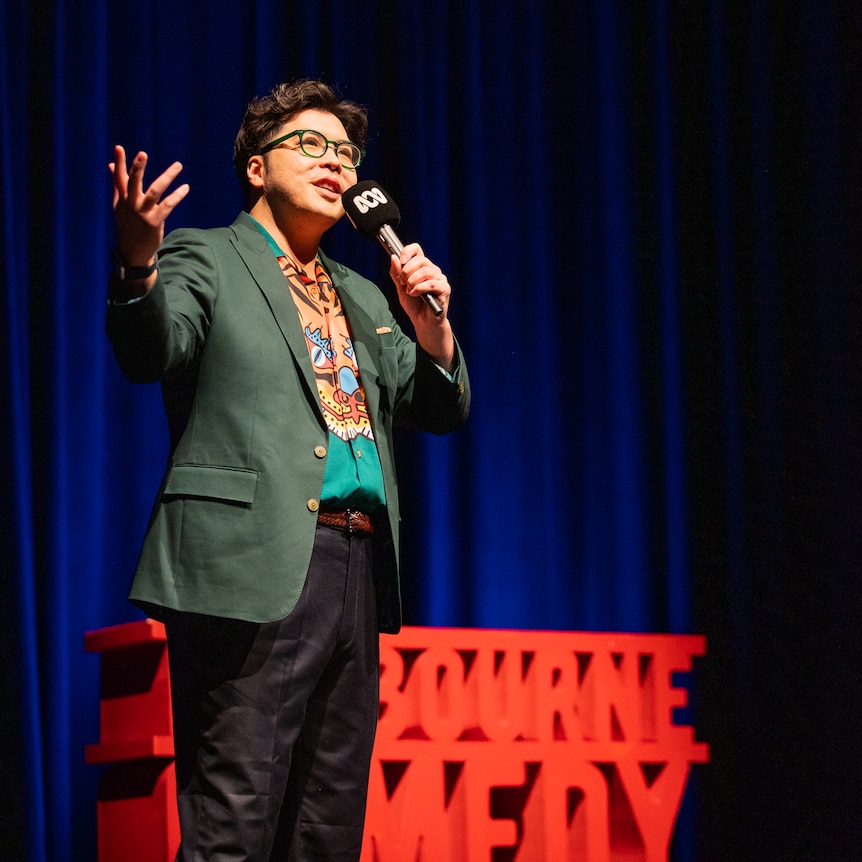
[{"xmin": 376, "ymin": 225, "xmax": 444, "ymax": 317}]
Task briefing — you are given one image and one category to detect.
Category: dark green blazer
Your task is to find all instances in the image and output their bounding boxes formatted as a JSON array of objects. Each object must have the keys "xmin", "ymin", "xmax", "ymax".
[{"xmin": 106, "ymin": 213, "xmax": 470, "ymax": 633}]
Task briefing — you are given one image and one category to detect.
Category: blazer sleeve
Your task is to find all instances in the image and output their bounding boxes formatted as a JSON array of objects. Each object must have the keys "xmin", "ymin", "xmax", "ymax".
[
  {"xmin": 105, "ymin": 228, "xmax": 220, "ymax": 384},
  {"xmin": 393, "ymin": 339, "xmax": 471, "ymax": 435}
]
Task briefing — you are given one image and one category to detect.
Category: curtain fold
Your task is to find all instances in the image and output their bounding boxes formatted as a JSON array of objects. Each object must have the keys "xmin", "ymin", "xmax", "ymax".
[{"xmin": 2, "ymin": 1, "xmax": 46, "ymax": 859}]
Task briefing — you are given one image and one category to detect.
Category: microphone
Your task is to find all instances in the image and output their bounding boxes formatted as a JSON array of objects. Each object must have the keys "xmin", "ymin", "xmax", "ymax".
[{"xmin": 342, "ymin": 180, "xmax": 443, "ymax": 317}]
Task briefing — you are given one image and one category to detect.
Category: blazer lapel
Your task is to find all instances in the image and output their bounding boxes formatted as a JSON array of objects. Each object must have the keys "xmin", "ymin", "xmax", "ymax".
[
  {"xmin": 320, "ymin": 254, "xmax": 384, "ymax": 427},
  {"xmin": 227, "ymin": 215, "xmax": 325, "ymax": 429}
]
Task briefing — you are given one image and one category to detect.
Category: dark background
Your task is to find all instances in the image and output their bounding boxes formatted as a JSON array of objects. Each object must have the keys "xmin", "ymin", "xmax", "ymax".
[{"xmin": 2, "ymin": 0, "xmax": 860, "ymax": 859}]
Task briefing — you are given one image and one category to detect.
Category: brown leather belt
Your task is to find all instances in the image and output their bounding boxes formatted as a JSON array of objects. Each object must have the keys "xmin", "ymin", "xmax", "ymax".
[{"xmin": 317, "ymin": 509, "xmax": 374, "ymax": 535}]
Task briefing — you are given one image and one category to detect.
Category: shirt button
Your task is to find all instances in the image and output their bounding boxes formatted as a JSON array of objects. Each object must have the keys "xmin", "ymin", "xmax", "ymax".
[
  {"xmin": 314, "ymin": 445, "xmax": 327, "ymax": 458},
  {"xmin": 307, "ymin": 499, "xmax": 320, "ymax": 512},
  {"xmin": 356, "ymin": 449, "xmax": 363, "ymax": 458}
]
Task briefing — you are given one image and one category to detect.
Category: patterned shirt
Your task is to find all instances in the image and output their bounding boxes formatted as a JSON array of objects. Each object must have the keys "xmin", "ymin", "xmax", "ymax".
[{"xmin": 252, "ymin": 218, "xmax": 386, "ymax": 512}]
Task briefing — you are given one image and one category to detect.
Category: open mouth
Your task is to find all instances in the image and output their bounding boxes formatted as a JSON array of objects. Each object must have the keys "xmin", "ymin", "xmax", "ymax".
[{"xmin": 313, "ymin": 178, "xmax": 341, "ymax": 196}]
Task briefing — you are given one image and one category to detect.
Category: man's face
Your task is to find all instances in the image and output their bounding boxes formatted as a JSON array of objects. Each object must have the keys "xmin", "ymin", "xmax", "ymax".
[{"xmin": 252, "ymin": 108, "xmax": 359, "ymax": 228}]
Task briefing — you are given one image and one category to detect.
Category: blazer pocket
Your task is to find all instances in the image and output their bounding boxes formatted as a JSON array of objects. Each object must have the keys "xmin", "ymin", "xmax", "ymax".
[
  {"xmin": 163, "ymin": 464, "xmax": 259, "ymax": 505},
  {"xmin": 376, "ymin": 330, "xmax": 398, "ymax": 388}
]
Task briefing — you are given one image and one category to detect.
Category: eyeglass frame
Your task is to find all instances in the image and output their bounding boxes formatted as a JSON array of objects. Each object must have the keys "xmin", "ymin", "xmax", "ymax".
[{"xmin": 258, "ymin": 129, "xmax": 364, "ymax": 170}]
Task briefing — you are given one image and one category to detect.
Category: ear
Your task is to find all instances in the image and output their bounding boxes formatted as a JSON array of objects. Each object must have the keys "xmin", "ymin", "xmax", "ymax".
[{"xmin": 246, "ymin": 155, "xmax": 265, "ymax": 190}]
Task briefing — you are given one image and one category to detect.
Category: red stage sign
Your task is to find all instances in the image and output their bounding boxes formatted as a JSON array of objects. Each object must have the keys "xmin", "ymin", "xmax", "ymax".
[{"xmin": 86, "ymin": 622, "xmax": 708, "ymax": 861}]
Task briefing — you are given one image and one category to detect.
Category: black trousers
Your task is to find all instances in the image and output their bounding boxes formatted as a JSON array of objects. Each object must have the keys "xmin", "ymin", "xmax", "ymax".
[{"xmin": 164, "ymin": 524, "xmax": 379, "ymax": 861}]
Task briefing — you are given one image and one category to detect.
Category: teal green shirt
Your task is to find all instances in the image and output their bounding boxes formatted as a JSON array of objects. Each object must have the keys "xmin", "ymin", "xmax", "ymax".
[{"xmin": 252, "ymin": 218, "xmax": 386, "ymax": 513}]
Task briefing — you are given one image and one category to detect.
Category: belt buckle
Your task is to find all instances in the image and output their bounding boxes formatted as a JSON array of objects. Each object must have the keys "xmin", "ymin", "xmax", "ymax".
[{"xmin": 344, "ymin": 508, "xmax": 372, "ymax": 535}]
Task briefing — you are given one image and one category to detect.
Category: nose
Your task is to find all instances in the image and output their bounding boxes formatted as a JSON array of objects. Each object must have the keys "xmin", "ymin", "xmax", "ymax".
[{"xmin": 320, "ymin": 142, "xmax": 343, "ymax": 169}]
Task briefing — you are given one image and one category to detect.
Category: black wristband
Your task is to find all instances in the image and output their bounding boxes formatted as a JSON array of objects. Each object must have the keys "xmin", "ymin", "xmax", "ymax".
[{"xmin": 112, "ymin": 247, "xmax": 159, "ymax": 280}]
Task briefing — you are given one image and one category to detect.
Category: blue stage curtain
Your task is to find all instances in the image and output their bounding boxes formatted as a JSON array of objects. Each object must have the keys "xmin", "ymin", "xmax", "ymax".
[{"xmin": 2, "ymin": 0, "xmax": 860, "ymax": 859}]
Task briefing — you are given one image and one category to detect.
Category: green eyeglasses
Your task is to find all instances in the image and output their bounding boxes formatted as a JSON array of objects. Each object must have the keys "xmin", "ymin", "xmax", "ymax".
[{"xmin": 259, "ymin": 129, "xmax": 364, "ymax": 170}]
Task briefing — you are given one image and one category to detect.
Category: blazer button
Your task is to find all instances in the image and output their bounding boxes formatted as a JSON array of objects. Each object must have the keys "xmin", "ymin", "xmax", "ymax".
[
  {"xmin": 307, "ymin": 499, "xmax": 320, "ymax": 512},
  {"xmin": 314, "ymin": 445, "xmax": 327, "ymax": 459}
]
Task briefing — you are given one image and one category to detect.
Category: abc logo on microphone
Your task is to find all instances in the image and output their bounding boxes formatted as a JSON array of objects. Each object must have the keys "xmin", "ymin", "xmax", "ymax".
[
  {"xmin": 342, "ymin": 180, "xmax": 402, "ymax": 240},
  {"xmin": 350, "ymin": 186, "xmax": 389, "ymax": 214}
]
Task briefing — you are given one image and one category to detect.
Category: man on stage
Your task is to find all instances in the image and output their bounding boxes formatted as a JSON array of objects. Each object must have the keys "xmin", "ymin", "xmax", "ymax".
[{"xmin": 106, "ymin": 79, "xmax": 470, "ymax": 861}]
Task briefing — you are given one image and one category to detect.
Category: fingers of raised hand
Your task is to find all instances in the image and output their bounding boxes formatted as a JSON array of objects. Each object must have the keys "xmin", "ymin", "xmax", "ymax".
[
  {"xmin": 124, "ymin": 151, "xmax": 148, "ymax": 198},
  {"xmin": 115, "ymin": 153, "xmax": 188, "ymax": 221},
  {"xmin": 142, "ymin": 160, "xmax": 183, "ymax": 201}
]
